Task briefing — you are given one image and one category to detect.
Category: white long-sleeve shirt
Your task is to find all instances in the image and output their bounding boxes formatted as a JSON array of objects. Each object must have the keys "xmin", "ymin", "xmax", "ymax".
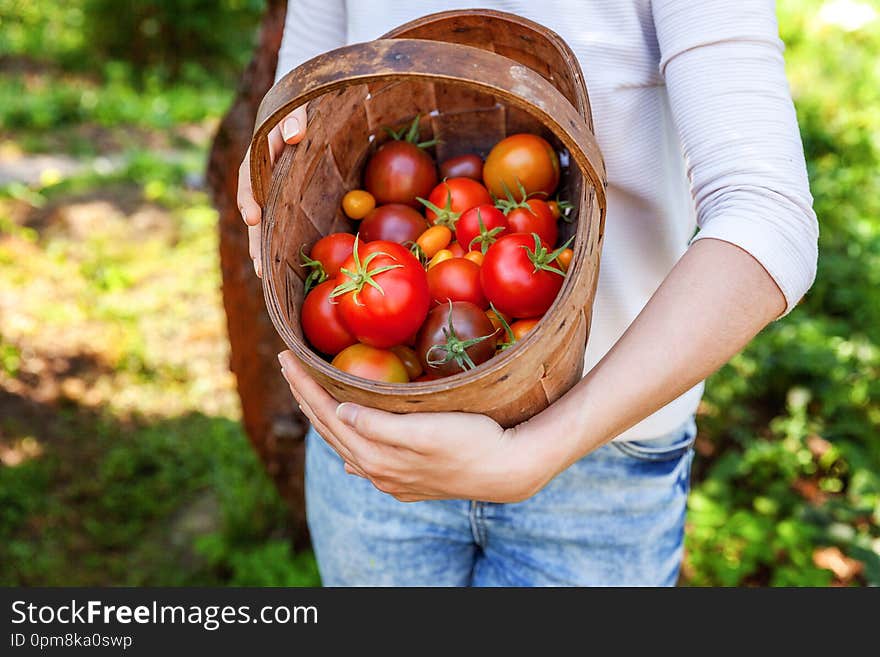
[{"xmin": 275, "ymin": 0, "xmax": 819, "ymax": 441}]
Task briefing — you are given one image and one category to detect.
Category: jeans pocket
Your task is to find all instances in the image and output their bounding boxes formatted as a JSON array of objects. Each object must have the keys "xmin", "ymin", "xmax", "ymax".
[{"xmin": 611, "ymin": 419, "xmax": 697, "ymax": 462}]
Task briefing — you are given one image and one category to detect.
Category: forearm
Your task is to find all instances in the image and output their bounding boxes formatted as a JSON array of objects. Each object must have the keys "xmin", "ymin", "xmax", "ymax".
[{"xmin": 521, "ymin": 238, "xmax": 786, "ymax": 473}]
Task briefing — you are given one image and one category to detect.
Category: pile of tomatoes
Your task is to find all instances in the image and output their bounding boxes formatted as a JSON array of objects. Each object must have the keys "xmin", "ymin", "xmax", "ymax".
[{"xmin": 298, "ymin": 117, "xmax": 574, "ymax": 383}]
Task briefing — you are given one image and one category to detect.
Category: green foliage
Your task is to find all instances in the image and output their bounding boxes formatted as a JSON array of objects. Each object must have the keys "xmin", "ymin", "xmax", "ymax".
[{"xmin": 685, "ymin": 0, "xmax": 880, "ymax": 586}]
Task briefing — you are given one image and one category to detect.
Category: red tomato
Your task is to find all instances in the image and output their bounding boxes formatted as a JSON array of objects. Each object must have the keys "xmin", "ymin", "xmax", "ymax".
[
  {"xmin": 331, "ymin": 344, "xmax": 409, "ymax": 383},
  {"xmin": 448, "ymin": 241, "xmax": 466, "ymax": 258},
  {"xmin": 499, "ymin": 198, "xmax": 558, "ymax": 248},
  {"xmin": 427, "ymin": 258, "xmax": 487, "ymax": 309},
  {"xmin": 455, "ymin": 204, "xmax": 509, "ymax": 254},
  {"xmin": 358, "ymin": 204, "xmax": 429, "ymax": 245},
  {"xmin": 364, "ymin": 141, "xmax": 437, "ymax": 207},
  {"xmin": 332, "ymin": 239, "xmax": 430, "ymax": 348},
  {"xmin": 301, "ymin": 233, "xmax": 355, "ymax": 292},
  {"xmin": 301, "ymin": 280, "xmax": 357, "ymax": 355},
  {"xmin": 415, "ymin": 301, "xmax": 498, "ymax": 377},
  {"xmin": 439, "ymin": 154, "xmax": 483, "ymax": 181},
  {"xmin": 480, "ymin": 233, "xmax": 569, "ymax": 318},
  {"xmin": 419, "ymin": 178, "xmax": 492, "ymax": 230},
  {"xmin": 483, "ymin": 133, "xmax": 560, "ymax": 199}
]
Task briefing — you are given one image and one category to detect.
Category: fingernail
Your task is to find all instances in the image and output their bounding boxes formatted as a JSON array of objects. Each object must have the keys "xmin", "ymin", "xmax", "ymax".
[
  {"xmin": 336, "ymin": 403, "xmax": 358, "ymax": 425},
  {"xmin": 281, "ymin": 117, "xmax": 300, "ymax": 143}
]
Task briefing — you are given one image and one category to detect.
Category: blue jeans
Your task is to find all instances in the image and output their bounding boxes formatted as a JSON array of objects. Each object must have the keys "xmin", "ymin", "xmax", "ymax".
[{"xmin": 305, "ymin": 418, "xmax": 696, "ymax": 586}]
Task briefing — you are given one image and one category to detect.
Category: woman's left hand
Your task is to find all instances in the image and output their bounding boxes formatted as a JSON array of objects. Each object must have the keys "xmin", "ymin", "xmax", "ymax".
[{"xmin": 279, "ymin": 350, "xmax": 553, "ymax": 503}]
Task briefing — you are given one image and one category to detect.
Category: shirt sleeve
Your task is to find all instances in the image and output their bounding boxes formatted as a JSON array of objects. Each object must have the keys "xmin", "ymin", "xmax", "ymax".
[
  {"xmin": 652, "ymin": 0, "xmax": 819, "ymax": 315},
  {"xmin": 275, "ymin": 0, "xmax": 348, "ymax": 82}
]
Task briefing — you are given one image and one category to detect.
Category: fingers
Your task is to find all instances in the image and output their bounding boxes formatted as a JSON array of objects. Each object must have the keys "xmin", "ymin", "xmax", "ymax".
[
  {"xmin": 280, "ymin": 105, "xmax": 308, "ymax": 145},
  {"xmin": 335, "ymin": 403, "xmax": 435, "ymax": 451},
  {"xmin": 248, "ymin": 224, "xmax": 262, "ymax": 278},
  {"xmin": 236, "ymin": 150, "xmax": 262, "ymax": 228}
]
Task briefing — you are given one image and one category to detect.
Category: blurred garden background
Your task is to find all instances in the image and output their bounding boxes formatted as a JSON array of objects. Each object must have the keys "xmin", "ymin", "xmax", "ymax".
[{"xmin": 0, "ymin": 0, "xmax": 877, "ymax": 586}]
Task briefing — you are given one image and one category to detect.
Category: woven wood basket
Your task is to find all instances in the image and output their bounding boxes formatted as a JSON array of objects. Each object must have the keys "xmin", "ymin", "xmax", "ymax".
[{"xmin": 250, "ymin": 9, "xmax": 607, "ymax": 427}]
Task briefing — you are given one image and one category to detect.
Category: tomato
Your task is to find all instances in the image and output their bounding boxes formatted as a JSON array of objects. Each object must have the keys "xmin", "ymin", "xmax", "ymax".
[
  {"xmin": 480, "ymin": 233, "xmax": 570, "ymax": 318},
  {"xmin": 415, "ymin": 225, "xmax": 452, "ymax": 258},
  {"xmin": 415, "ymin": 301, "xmax": 498, "ymax": 377},
  {"xmin": 547, "ymin": 200, "xmax": 561, "ymax": 220},
  {"xmin": 455, "ymin": 204, "xmax": 509, "ymax": 254},
  {"xmin": 300, "ymin": 280, "xmax": 357, "ymax": 355},
  {"xmin": 556, "ymin": 247, "xmax": 573, "ymax": 272},
  {"xmin": 342, "ymin": 190, "xmax": 375, "ymax": 219},
  {"xmin": 418, "ymin": 178, "xmax": 492, "ymax": 230},
  {"xmin": 363, "ymin": 117, "xmax": 438, "ymax": 207},
  {"xmin": 427, "ymin": 257, "xmax": 487, "ymax": 309},
  {"xmin": 487, "ymin": 306, "xmax": 515, "ymax": 349},
  {"xmin": 448, "ymin": 241, "xmax": 466, "ymax": 258},
  {"xmin": 301, "ymin": 233, "xmax": 355, "ymax": 293},
  {"xmin": 510, "ymin": 318, "xmax": 541, "ymax": 341},
  {"xmin": 498, "ymin": 197, "xmax": 558, "ymax": 247},
  {"xmin": 427, "ymin": 249, "xmax": 454, "ymax": 270},
  {"xmin": 331, "ymin": 344, "xmax": 409, "ymax": 383},
  {"xmin": 464, "ymin": 250, "xmax": 484, "ymax": 266},
  {"xmin": 391, "ymin": 345, "xmax": 423, "ymax": 379},
  {"xmin": 439, "ymin": 154, "xmax": 483, "ymax": 181},
  {"xmin": 358, "ymin": 204, "xmax": 429, "ymax": 245},
  {"xmin": 332, "ymin": 239, "xmax": 430, "ymax": 348},
  {"xmin": 483, "ymin": 133, "xmax": 560, "ymax": 199}
]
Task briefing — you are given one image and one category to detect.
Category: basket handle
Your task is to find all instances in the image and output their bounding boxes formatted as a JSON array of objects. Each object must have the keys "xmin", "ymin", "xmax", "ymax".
[{"xmin": 248, "ymin": 38, "xmax": 606, "ymax": 210}]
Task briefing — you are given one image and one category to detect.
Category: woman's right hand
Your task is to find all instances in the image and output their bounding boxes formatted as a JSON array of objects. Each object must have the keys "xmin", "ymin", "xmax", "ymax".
[{"xmin": 237, "ymin": 105, "xmax": 308, "ymax": 278}]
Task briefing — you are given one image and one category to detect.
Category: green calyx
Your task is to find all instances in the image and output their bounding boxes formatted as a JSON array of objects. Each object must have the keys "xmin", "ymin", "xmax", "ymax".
[
  {"xmin": 521, "ymin": 232, "xmax": 574, "ymax": 277},
  {"xmin": 300, "ymin": 246, "xmax": 327, "ymax": 295},
  {"xmin": 330, "ymin": 236, "xmax": 402, "ymax": 306},
  {"xmin": 417, "ymin": 188, "xmax": 460, "ymax": 230},
  {"xmin": 383, "ymin": 115, "xmax": 438, "ymax": 150},
  {"xmin": 556, "ymin": 197, "xmax": 575, "ymax": 223},
  {"xmin": 468, "ymin": 208, "xmax": 506, "ymax": 254},
  {"xmin": 425, "ymin": 301, "xmax": 498, "ymax": 372},
  {"xmin": 488, "ymin": 303, "xmax": 516, "ymax": 351},
  {"xmin": 494, "ymin": 179, "xmax": 538, "ymax": 215}
]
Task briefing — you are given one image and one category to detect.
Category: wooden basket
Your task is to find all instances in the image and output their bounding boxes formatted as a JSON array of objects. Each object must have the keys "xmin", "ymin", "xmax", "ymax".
[{"xmin": 250, "ymin": 9, "xmax": 607, "ymax": 427}]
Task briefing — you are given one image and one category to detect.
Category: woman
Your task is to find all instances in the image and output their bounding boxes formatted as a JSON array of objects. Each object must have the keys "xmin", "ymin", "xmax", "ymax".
[{"xmin": 237, "ymin": 0, "xmax": 818, "ymax": 586}]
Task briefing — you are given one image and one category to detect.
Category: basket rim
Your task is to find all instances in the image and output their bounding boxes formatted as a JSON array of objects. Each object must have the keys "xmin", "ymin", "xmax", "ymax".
[{"xmin": 260, "ymin": 10, "xmax": 606, "ymax": 396}]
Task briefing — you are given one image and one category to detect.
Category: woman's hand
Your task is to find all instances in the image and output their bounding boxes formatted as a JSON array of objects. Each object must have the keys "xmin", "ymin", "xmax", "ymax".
[
  {"xmin": 279, "ymin": 350, "xmax": 559, "ymax": 503},
  {"xmin": 236, "ymin": 105, "xmax": 308, "ymax": 278}
]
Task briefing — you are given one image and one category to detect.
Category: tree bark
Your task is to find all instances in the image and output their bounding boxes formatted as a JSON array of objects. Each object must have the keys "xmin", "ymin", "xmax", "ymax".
[{"xmin": 206, "ymin": 0, "xmax": 310, "ymax": 544}]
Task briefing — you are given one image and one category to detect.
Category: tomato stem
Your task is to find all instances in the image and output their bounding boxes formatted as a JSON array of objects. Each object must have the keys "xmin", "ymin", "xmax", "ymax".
[
  {"xmin": 330, "ymin": 235, "xmax": 403, "ymax": 306},
  {"xmin": 489, "ymin": 303, "xmax": 516, "ymax": 351},
  {"xmin": 468, "ymin": 208, "xmax": 506, "ymax": 254},
  {"xmin": 300, "ymin": 246, "xmax": 327, "ymax": 295},
  {"xmin": 425, "ymin": 301, "xmax": 498, "ymax": 372},
  {"xmin": 521, "ymin": 233, "xmax": 574, "ymax": 277},
  {"xmin": 417, "ymin": 189, "xmax": 461, "ymax": 230},
  {"xmin": 494, "ymin": 179, "xmax": 542, "ymax": 215},
  {"xmin": 383, "ymin": 115, "xmax": 438, "ymax": 150}
]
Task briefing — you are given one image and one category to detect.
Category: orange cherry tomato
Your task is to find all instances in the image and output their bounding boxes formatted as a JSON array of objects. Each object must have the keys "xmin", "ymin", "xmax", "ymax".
[
  {"xmin": 547, "ymin": 200, "xmax": 561, "ymax": 220},
  {"xmin": 331, "ymin": 344, "xmax": 408, "ymax": 383},
  {"xmin": 416, "ymin": 225, "xmax": 452, "ymax": 258},
  {"xmin": 391, "ymin": 345, "xmax": 423, "ymax": 380},
  {"xmin": 483, "ymin": 133, "xmax": 560, "ymax": 199},
  {"xmin": 427, "ymin": 249, "xmax": 454, "ymax": 270},
  {"xmin": 510, "ymin": 318, "xmax": 541, "ymax": 341},
  {"xmin": 448, "ymin": 241, "xmax": 466, "ymax": 258},
  {"xmin": 464, "ymin": 250, "xmax": 484, "ymax": 266},
  {"xmin": 342, "ymin": 190, "xmax": 376, "ymax": 219},
  {"xmin": 486, "ymin": 307, "xmax": 512, "ymax": 346},
  {"xmin": 556, "ymin": 248, "xmax": 573, "ymax": 272}
]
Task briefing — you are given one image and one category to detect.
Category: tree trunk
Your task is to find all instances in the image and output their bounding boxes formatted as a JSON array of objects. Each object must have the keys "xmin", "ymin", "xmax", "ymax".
[{"xmin": 206, "ymin": 0, "xmax": 310, "ymax": 544}]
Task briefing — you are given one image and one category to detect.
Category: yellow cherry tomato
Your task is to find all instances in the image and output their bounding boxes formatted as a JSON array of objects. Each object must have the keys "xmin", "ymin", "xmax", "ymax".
[
  {"xmin": 342, "ymin": 190, "xmax": 376, "ymax": 220},
  {"xmin": 416, "ymin": 225, "xmax": 452, "ymax": 258},
  {"xmin": 464, "ymin": 250, "xmax": 484, "ymax": 266},
  {"xmin": 556, "ymin": 248, "xmax": 573, "ymax": 272},
  {"xmin": 427, "ymin": 249, "xmax": 454, "ymax": 270}
]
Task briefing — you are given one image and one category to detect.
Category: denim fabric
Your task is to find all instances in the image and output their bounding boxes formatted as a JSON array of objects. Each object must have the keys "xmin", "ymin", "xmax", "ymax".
[{"xmin": 305, "ymin": 418, "xmax": 696, "ymax": 587}]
